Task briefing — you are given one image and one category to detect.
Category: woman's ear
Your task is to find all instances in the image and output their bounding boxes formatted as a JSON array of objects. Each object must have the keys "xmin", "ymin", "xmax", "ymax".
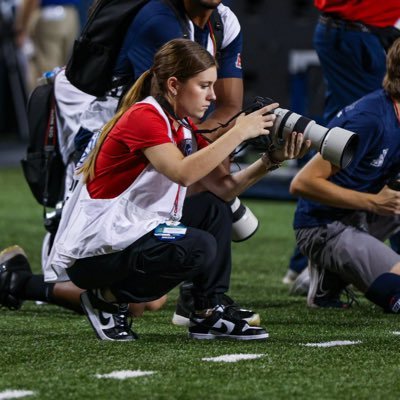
[{"xmin": 166, "ymin": 76, "xmax": 179, "ymax": 96}]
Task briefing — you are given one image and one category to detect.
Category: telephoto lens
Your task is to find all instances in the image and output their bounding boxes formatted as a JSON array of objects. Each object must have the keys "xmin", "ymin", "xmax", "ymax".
[
  {"xmin": 229, "ymin": 198, "xmax": 259, "ymax": 242},
  {"xmin": 246, "ymin": 97, "xmax": 358, "ymax": 169}
]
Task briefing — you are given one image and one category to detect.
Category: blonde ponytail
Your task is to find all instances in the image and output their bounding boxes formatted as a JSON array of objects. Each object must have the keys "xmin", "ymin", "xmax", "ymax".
[{"xmin": 78, "ymin": 70, "xmax": 153, "ymax": 181}]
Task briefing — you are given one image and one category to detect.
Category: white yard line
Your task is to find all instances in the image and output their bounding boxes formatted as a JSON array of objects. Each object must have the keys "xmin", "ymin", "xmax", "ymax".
[
  {"xmin": 202, "ymin": 354, "xmax": 265, "ymax": 363},
  {"xmin": 302, "ymin": 340, "xmax": 362, "ymax": 348},
  {"xmin": 0, "ymin": 390, "xmax": 35, "ymax": 400},
  {"xmin": 95, "ymin": 370, "xmax": 155, "ymax": 380},
  {"xmin": 391, "ymin": 331, "xmax": 400, "ymax": 335}
]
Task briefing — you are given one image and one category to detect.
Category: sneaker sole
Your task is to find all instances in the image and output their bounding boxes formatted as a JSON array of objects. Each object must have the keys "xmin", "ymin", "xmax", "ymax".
[
  {"xmin": 189, "ymin": 331, "xmax": 269, "ymax": 341},
  {"xmin": 172, "ymin": 312, "xmax": 190, "ymax": 327},
  {"xmin": 173, "ymin": 312, "xmax": 261, "ymax": 328},
  {"xmin": 80, "ymin": 292, "xmax": 114, "ymax": 341}
]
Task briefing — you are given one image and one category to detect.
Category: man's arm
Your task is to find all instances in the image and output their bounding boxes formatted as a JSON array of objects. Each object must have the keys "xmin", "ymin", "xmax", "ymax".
[
  {"xmin": 199, "ymin": 132, "xmax": 310, "ymax": 201},
  {"xmin": 290, "ymin": 153, "xmax": 400, "ymax": 215},
  {"xmin": 142, "ymin": 104, "xmax": 277, "ymax": 187}
]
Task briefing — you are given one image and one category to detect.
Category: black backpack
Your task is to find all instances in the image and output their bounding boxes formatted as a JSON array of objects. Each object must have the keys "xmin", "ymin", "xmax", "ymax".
[
  {"xmin": 21, "ymin": 80, "xmax": 65, "ymax": 208},
  {"xmin": 66, "ymin": 0, "xmax": 223, "ymax": 97}
]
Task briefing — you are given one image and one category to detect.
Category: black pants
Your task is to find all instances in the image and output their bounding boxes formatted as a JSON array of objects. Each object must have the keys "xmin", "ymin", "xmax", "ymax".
[{"xmin": 67, "ymin": 192, "xmax": 232, "ymax": 309}]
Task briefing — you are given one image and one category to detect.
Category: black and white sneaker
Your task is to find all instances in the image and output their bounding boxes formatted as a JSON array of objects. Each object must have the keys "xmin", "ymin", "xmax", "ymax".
[
  {"xmin": 188, "ymin": 305, "xmax": 268, "ymax": 340},
  {"xmin": 172, "ymin": 283, "xmax": 260, "ymax": 327},
  {"xmin": 80, "ymin": 290, "xmax": 138, "ymax": 341},
  {"xmin": 0, "ymin": 245, "xmax": 32, "ymax": 310},
  {"xmin": 222, "ymin": 294, "xmax": 261, "ymax": 327},
  {"xmin": 307, "ymin": 263, "xmax": 350, "ymax": 309}
]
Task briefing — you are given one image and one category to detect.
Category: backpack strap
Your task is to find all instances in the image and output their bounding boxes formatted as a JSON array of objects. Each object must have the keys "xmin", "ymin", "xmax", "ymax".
[
  {"xmin": 166, "ymin": 1, "xmax": 224, "ymax": 59},
  {"xmin": 209, "ymin": 9, "xmax": 224, "ymax": 60},
  {"xmin": 43, "ymin": 90, "xmax": 58, "ymax": 208},
  {"xmin": 163, "ymin": 0, "xmax": 190, "ymax": 38}
]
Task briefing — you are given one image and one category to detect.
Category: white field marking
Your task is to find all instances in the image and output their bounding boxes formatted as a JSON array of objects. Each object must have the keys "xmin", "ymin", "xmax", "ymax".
[
  {"xmin": 0, "ymin": 390, "xmax": 35, "ymax": 400},
  {"xmin": 303, "ymin": 340, "xmax": 362, "ymax": 348},
  {"xmin": 202, "ymin": 354, "xmax": 265, "ymax": 363},
  {"xmin": 95, "ymin": 370, "xmax": 155, "ymax": 380},
  {"xmin": 392, "ymin": 331, "xmax": 400, "ymax": 335}
]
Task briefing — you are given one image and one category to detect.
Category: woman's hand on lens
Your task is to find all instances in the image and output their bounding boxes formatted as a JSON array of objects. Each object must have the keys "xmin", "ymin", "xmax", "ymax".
[
  {"xmin": 270, "ymin": 132, "xmax": 311, "ymax": 162},
  {"xmin": 234, "ymin": 103, "xmax": 279, "ymax": 141}
]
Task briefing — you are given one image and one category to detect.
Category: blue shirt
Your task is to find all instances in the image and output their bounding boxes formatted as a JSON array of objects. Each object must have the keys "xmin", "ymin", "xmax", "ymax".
[
  {"xmin": 294, "ymin": 89, "xmax": 400, "ymax": 229},
  {"xmin": 41, "ymin": 0, "xmax": 79, "ymax": 7},
  {"xmin": 114, "ymin": 0, "xmax": 243, "ymax": 80}
]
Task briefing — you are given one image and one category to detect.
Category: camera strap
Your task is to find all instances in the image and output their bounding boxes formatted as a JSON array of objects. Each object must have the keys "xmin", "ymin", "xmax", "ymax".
[
  {"xmin": 195, "ymin": 97, "xmax": 276, "ymax": 155},
  {"xmin": 194, "ymin": 103, "xmax": 257, "ymax": 138},
  {"xmin": 156, "ymin": 95, "xmax": 273, "ymax": 155},
  {"xmin": 156, "ymin": 95, "xmax": 194, "ymax": 131}
]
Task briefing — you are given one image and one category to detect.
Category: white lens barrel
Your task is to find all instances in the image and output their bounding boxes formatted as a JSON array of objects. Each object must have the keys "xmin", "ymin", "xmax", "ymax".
[
  {"xmin": 272, "ymin": 108, "xmax": 357, "ymax": 168},
  {"xmin": 303, "ymin": 121, "xmax": 326, "ymax": 149},
  {"xmin": 319, "ymin": 127, "xmax": 358, "ymax": 169},
  {"xmin": 230, "ymin": 198, "xmax": 259, "ymax": 242}
]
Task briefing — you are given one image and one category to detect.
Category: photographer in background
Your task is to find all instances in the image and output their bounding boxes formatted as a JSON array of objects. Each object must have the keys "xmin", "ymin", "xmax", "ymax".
[
  {"xmin": 283, "ymin": 0, "xmax": 400, "ymax": 288},
  {"xmin": 313, "ymin": 0, "xmax": 400, "ymax": 123},
  {"xmin": 290, "ymin": 39, "xmax": 400, "ymax": 313},
  {"xmin": 14, "ymin": 0, "xmax": 80, "ymax": 90}
]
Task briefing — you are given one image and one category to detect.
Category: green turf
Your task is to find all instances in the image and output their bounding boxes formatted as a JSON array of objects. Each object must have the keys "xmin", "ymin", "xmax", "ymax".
[{"xmin": 1, "ymin": 167, "xmax": 400, "ymax": 400}]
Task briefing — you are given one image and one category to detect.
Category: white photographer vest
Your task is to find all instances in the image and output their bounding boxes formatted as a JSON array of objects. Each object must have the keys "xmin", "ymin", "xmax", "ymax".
[{"xmin": 45, "ymin": 96, "xmax": 192, "ymax": 281}]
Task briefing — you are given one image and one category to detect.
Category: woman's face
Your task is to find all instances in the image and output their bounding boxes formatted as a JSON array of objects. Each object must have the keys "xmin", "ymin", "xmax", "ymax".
[{"xmin": 174, "ymin": 66, "xmax": 217, "ymax": 120}]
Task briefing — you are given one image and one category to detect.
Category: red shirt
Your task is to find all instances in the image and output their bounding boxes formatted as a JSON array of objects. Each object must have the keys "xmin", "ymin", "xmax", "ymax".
[
  {"xmin": 314, "ymin": 0, "xmax": 400, "ymax": 27},
  {"xmin": 87, "ymin": 103, "xmax": 208, "ymax": 199}
]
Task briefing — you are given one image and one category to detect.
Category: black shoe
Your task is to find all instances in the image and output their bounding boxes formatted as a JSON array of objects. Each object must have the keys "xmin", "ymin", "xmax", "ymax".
[
  {"xmin": 172, "ymin": 283, "xmax": 260, "ymax": 327},
  {"xmin": 80, "ymin": 290, "xmax": 138, "ymax": 341},
  {"xmin": 171, "ymin": 282, "xmax": 194, "ymax": 327},
  {"xmin": 221, "ymin": 294, "xmax": 261, "ymax": 326},
  {"xmin": 307, "ymin": 263, "xmax": 350, "ymax": 309},
  {"xmin": 188, "ymin": 305, "xmax": 268, "ymax": 340},
  {"xmin": 0, "ymin": 245, "xmax": 32, "ymax": 310}
]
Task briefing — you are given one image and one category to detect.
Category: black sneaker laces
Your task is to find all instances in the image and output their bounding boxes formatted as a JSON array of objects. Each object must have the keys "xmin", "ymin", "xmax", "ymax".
[
  {"xmin": 114, "ymin": 305, "xmax": 133, "ymax": 335},
  {"xmin": 223, "ymin": 305, "xmax": 246, "ymax": 322}
]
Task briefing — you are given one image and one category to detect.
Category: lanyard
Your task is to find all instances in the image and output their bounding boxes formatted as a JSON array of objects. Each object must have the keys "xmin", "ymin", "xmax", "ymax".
[
  {"xmin": 155, "ymin": 96, "xmax": 191, "ymax": 220},
  {"xmin": 171, "ymin": 185, "xmax": 181, "ymax": 221},
  {"xmin": 207, "ymin": 20, "xmax": 217, "ymax": 57},
  {"xmin": 167, "ymin": 109, "xmax": 185, "ymax": 220}
]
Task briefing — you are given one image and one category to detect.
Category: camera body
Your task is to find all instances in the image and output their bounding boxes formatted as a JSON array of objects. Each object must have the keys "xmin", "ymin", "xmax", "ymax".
[{"xmin": 247, "ymin": 97, "xmax": 358, "ymax": 169}]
